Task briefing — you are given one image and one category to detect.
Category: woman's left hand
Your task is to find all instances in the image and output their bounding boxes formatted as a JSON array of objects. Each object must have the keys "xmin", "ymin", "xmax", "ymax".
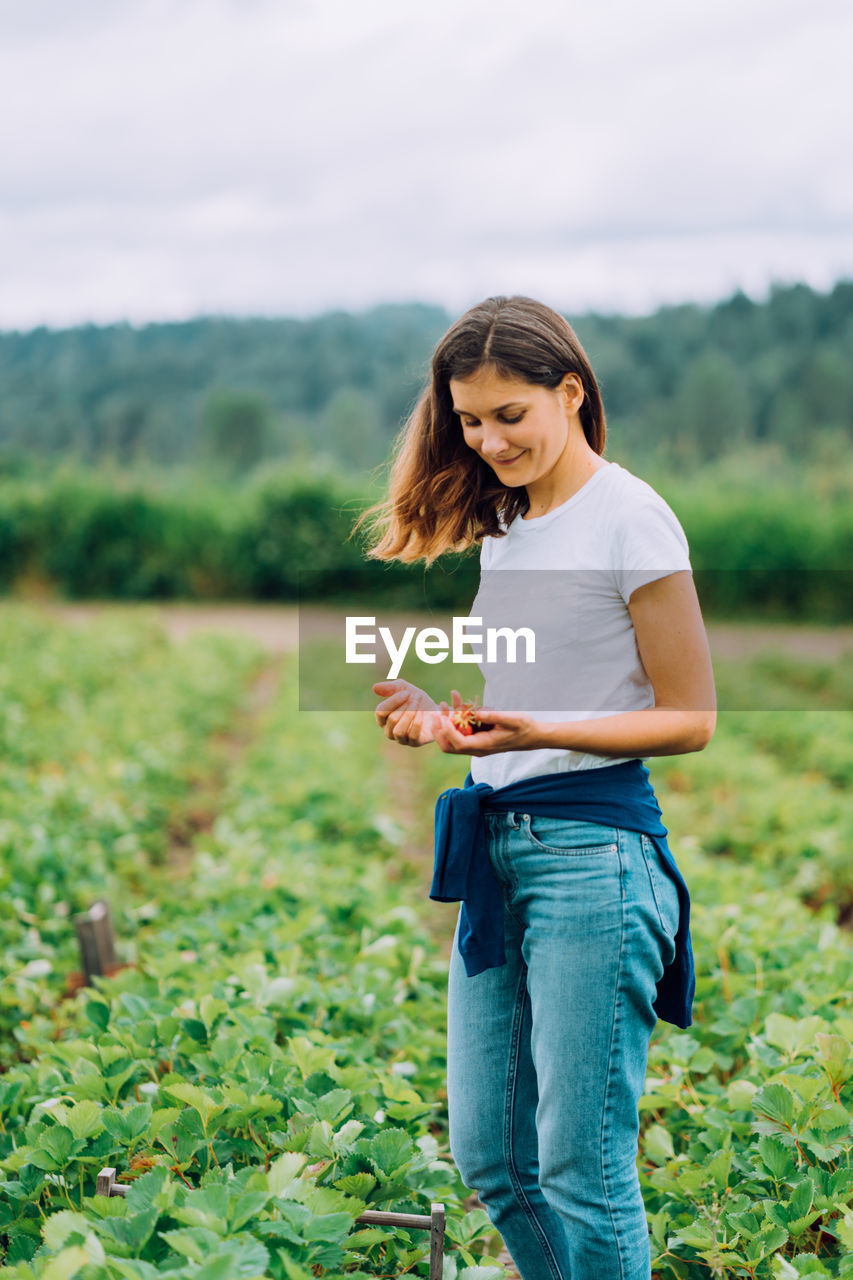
[{"xmin": 431, "ymin": 691, "xmax": 540, "ymax": 756}]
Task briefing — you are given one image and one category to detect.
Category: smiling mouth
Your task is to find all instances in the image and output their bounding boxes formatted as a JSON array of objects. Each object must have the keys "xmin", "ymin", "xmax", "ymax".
[{"xmin": 493, "ymin": 452, "xmax": 525, "ymax": 464}]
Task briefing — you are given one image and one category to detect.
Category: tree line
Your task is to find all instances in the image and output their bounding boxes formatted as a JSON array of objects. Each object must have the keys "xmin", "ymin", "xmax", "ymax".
[{"xmin": 0, "ymin": 281, "xmax": 851, "ymax": 479}]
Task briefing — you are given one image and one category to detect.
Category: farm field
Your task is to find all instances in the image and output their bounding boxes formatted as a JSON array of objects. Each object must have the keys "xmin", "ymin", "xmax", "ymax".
[{"xmin": 1, "ymin": 604, "xmax": 852, "ymax": 1279}]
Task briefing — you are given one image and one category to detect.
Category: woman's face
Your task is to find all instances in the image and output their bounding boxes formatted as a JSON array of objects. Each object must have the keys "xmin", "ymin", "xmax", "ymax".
[{"xmin": 448, "ymin": 365, "xmax": 582, "ymax": 484}]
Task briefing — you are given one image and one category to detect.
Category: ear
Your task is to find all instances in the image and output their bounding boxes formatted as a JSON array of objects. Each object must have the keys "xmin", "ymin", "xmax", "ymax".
[{"xmin": 561, "ymin": 373, "xmax": 585, "ymax": 415}]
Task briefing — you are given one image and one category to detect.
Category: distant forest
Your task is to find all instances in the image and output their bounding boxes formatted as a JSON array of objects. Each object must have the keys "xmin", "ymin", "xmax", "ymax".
[{"xmin": 0, "ymin": 281, "xmax": 851, "ymax": 478}]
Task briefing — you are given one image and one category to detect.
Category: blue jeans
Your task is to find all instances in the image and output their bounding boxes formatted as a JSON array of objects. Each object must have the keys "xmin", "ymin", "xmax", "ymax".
[{"xmin": 446, "ymin": 811, "xmax": 680, "ymax": 1280}]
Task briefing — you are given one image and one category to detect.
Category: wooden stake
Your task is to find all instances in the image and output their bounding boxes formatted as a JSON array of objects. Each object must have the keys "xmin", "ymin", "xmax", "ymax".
[{"xmin": 74, "ymin": 899, "xmax": 118, "ymax": 984}]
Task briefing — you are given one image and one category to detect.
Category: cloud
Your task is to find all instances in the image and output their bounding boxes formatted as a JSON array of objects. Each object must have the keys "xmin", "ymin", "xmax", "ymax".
[{"xmin": 1, "ymin": 0, "xmax": 851, "ymax": 327}]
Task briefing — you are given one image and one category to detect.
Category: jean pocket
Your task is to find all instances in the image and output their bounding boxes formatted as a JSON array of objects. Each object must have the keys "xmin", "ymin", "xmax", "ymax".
[
  {"xmin": 641, "ymin": 835, "xmax": 680, "ymax": 941},
  {"xmin": 522, "ymin": 815, "xmax": 619, "ymax": 856}
]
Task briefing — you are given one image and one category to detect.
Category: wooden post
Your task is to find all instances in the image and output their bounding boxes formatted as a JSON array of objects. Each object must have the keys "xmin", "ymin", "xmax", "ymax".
[
  {"xmin": 429, "ymin": 1202, "xmax": 446, "ymax": 1280},
  {"xmin": 96, "ymin": 1167, "xmax": 127, "ymax": 1198},
  {"xmin": 74, "ymin": 899, "xmax": 118, "ymax": 984}
]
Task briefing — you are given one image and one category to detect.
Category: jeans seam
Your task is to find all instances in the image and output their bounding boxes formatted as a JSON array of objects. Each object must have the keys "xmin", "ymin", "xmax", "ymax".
[
  {"xmin": 599, "ymin": 832, "xmax": 628, "ymax": 1280},
  {"xmin": 492, "ymin": 818, "xmax": 523, "ymax": 923},
  {"xmin": 504, "ymin": 965, "xmax": 564, "ymax": 1280},
  {"xmin": 641, "ymin": 834, "xmax": 677, "ymax": 943}
]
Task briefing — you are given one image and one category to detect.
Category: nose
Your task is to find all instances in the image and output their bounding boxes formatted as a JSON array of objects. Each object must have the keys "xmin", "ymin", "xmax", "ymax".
[{"xmin": 479, "ymin": 423, "xmax": 513, "ymax": 459}]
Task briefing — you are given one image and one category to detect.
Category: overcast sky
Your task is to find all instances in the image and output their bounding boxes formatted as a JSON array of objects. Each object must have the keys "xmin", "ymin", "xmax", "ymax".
[{"xmin": 2, "ymin": 0, "xmax": 851, "ymax": 330}]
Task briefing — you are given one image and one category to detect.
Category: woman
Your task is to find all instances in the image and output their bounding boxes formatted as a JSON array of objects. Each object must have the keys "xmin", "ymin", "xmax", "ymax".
[{"xmin": 360, "ymin": 295, "xmax": 716, "ymax": 1280}]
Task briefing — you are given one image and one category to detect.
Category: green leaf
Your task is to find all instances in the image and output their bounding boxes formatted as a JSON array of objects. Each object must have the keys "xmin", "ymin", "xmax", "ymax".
[
  {"xmin": 813, "ymin": 1101, "xmax": 850, "ymax": 1129},
  {"xmin": 785, "ymin": 1253, "xmax": 833, "ymax": 1275},
  {"xmin": 347, "ymin": 1225, "xmax": 391, "ymax": 1247},
  {"xmin": 332, "ymin": 1118, "xmax": 364, "ymax": 1150},
  {"xmin": 163, "ymin": 1082, "xmax": 224, "ymax": 1125},
  {"xmin": 369, "ymin": 1127, "xmax": 413, "ymax": 1176},
  {"xmin": 728, "ymin": 1210, "xmax": 760, "ymax": 1239},
  {"xmin": 287, "ymin": 1036, "xmax": 336, "ymax": 1079},
  {"xmin": 118, "ymin": 993, "xmax": 150, "ymax": 1021},
  {"xmin": 199, "ymin": 994, "xmax": 228, "ymax": 1032},
  {"xmin": 64, "ymin": 1101, "xmax": 103, "ymax": 1142},
  {"xmin": 766, "ymin": 1200, "xmax": 791, "ymax": 1230},
  {"xmin": 302, "ymin": 1211, "xmax": 354, "ymax": 1243},
  {"xmin": 815, "ymin": 1033, "xmax": 852, "ymax": 1084},
  {"xmin": 125, "ymin": 1103, "xmax": 153, "ymax": 1140},
  {"xmin": 27, "ymin": 1148, "xmax": 61, "ymax": 1172},
  {"xmin": 160, "ymin": 1225, "xmax": 220, "ymax": 1263},
  {"xmin": 688, "ymin": 1047, "xmax": 717, "ymax": 1074},
  {"xmin": 303, "ymin": 1186, "xmax": 353, "ymax": 1215},
  {"xmin": 764, "ymin": 1014, "xmax": 825, "ymax": 1058},
  {"xmin": 181, "ymin": 1018, "xmax": 208, "ymax": 1043},
  {"xmin": 837, "ymin": 1209, "xmax": 853, "ymax": 1250},
  {"xmin": 268, "ymin": 1151, "xmax": 306, "ymax": 1198},
  {"xmin": 758, "ymin": 1135, "xmax": 796, "ymax": 1180},
  {"xmin": 772, "ymin": 1257, "xmax": 799, "ymax": 1279},
  {"xmin": 170, "ymin": 1185, "xmax": 229, "ymax": 1234},
  {"xmin": 790, "ymin": 1179, "xmax": 815, "ymax": 1220},
  {"xmin": 102, "ymin": 1109, "xmax": 132, "ymax": 1143},
  {"xmin": 85, "ymin": 1001, "xmax": 110, "ymax": 1032},
  {"xmin": 707, "ymin": 1149, "xmax": 733, "ymax": 1190},
  {"xmin": 650, "ymin": 1209, "xmax": 669, "ymax": 1248},
  {"xmin": 96, "ymin": 1204, "xmax": 159, "ymax": 1253},
  {"xmin": 149, "ymin": 1107, "xmax": 181, "ymax": 1139},
  {"xmin": 447, "ymin": 1209, "xmax": 493, "ymax": 1247},
  {"xmin": 41, "ymin": 1126, "xmax": 76, "ymax": 1167},
  {"xmin": 307, "ymin": 1119, "xmax": 335, "ymax": 1158},
  {"xmin": 644, "ymin": 1123, "xmax": 675, "ymax": 1165},
  {"xmin": 40, "ymin": 1246, "xmax": 91, "ymax": 1280},
  {"xmin": 195, "ymin": 1237, "xmax": 270, "ymax": 1279},
  {"xmin": 727, "ymin": 1078, "xmax": 758, "ymax": 1110},
  {"xmin": 43, "ymin": 1211, "xmax": 90, "ymax": 1252},
  {"xmin": 674, "ymin": 1225, "xmax": 715, "ymax": 1248},
  {"xmin": 229, "ymin": 1191, "xmax": 272, "ymax": 1231},
  {"xmin": 754, "ymin": 1083, "xmax": 796, "ymax": 1129},
  {"xmin": 314, "ymin": 1088, "xmax": 353, "ymax": 1124},
  {"xmin": 759, "ymin": 1224, "xmax": 788, "ymax": 1253},
  {"xmin": 334, "ymin": 1172, "xmax": 376, "ymax": 1198},
  {"xmin": 123, "ymin": 1165, "xmax": 170, "ymax": 1216}
]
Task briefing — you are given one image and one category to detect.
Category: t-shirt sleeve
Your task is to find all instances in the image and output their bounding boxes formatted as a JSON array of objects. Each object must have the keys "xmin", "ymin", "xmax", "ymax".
[{"xmin": 612, "ymin": 489, "xmax": 692, "ymax": 605}]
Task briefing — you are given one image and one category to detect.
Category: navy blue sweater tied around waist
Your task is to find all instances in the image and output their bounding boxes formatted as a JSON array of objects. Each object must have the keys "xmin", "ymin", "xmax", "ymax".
[{"xmin": 430, "ymin": 758, "xmax": 695, "ymax": 1029}]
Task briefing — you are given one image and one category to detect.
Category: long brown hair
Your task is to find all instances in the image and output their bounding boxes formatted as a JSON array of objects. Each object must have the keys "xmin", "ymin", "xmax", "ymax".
[{"xmin": 354, "ymin": 295, "xmax": 606, "ymax": 565}]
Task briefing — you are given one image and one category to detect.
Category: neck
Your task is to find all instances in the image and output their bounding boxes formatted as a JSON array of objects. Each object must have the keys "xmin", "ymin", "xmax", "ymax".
[{"xmin": 523, "ymin": 445, "xmax": 608, "ymax": 519}]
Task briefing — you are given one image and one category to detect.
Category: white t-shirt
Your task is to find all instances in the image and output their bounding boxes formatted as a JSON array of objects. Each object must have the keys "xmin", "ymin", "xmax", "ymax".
[{"xmin": 469, "ymin": 460, "xmax": 692, "ymax": 790}]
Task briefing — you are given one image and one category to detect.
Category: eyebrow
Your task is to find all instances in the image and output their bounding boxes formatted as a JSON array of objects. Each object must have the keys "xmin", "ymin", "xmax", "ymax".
[{"xmin": 452, "ymin": 401, "xmax": 526, "ymax": 416}]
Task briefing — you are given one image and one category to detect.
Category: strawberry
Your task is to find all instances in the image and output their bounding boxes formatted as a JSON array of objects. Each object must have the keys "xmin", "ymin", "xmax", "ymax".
[{"xmin": 449, "ymin": 700, "xmax": 487, "ymax": 736}]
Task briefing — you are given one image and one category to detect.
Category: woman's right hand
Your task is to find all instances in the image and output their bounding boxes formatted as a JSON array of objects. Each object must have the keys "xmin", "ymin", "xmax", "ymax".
[{"xmin": 373, "ymin": 680, "xmax": 439, "ymax": 747}]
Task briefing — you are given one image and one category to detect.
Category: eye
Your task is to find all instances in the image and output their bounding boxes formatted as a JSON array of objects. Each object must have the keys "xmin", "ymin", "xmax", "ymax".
[{"xmin": 457, "ymin": 412, "xmax": 525, "ymax": 427}]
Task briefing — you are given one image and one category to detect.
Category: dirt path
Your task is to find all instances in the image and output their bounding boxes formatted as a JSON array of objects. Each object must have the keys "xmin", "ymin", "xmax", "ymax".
[
  {"xmin": 162, "ymin": 655, "xmax": 284, "ymax": 882},
  {"xmin": 30, "ymin": 600, "xmax": 853, "ymax": 661}
]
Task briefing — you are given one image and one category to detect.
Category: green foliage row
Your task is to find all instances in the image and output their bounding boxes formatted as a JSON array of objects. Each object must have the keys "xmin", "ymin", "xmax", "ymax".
[
  {"xmin": 629, "ymin": 699, "xmax": 853, "ymax": 929},
  {"xmin": 1, "ymin": 461, "xmax": 851, "ymax": 618},
  {"xmin": 0, "ymin": 608, "xmax": 265, "ymax": 1052}
]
